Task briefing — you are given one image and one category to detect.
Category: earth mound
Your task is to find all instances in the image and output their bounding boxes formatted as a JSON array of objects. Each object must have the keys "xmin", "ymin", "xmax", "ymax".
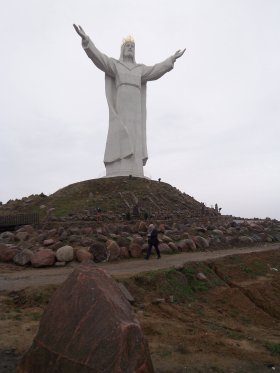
[{"xmin": 0, "ymin": 177, "xmax": 216, "ymax": 220}]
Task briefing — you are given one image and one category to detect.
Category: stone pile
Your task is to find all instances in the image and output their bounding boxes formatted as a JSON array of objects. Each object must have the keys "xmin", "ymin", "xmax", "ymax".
[{"xmin": 0, "ymin": 218, "xmax": 279, "ymax": 268}]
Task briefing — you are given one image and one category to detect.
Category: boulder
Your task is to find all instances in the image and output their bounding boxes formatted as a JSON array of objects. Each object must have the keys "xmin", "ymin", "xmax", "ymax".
[
  {"xmin": 68, "ymin": 234, "xmax": 81, "ymax": 244},
  {"xmin": 17, "ymin": 262, "xmax": 154, "ymax": 373},
  {"xmin": 43, "ymin": 239, "xmax": 55, "ymax": 246},
  {"xmin": 193, "ymin": 236, "xmax": 209, "ymax": 249},
  {"xmin": 0, "ymin": 244, "xmax": 20, "ymax": 262},
  {"xmin": 22, "ymin": 225, "xmax": 34, "ymax": 234},
  {"xmin": 47, "ymin": 229, "xmax": 57, "ymax": 237},
  {"xmin": 76, "ymin": 249, "xmax": 93, "ymax": 262},
  {"xmin": 132, "ymin": 234, "xmax": 144, "ymax": 246},
  {"xmin": 120, "ymin": 246, "xmax": 130, "ymax": 259},
  {"xmin": 238, "ymin": 235, "xmax": 254, "ymax": 244},
  {"xmin": 106, "ymin": 240, "xmax": 121, "ymax": 261},
  {"xmin": 161, "ymin": 235, "xmax": 172, "ymax": 243},
  {"xmin": 196, "ymin": 272, "xmax": 208, "ymax": 281},
  {"xmin": 129, "ymin": 243, "xmax": 142, "ymax": 258},
  {"xmin": 68, "ymin": 226, "xmax": 81, "ymax": 235},
  {"xmin": 158, "ymin": 243, "xmax": 173, "ymax": 254},
  {"xmin": 31, "ymin": 250, "xmax": 56, "ymax": 267},
  {"xmin": 0, "ymin": 231, "xmax": 15, "ymax": 244},
  {"xmin": 49, "ymin": 241, "xmax": 64, "ymax": 251},
  {"xmin": 97, "ymin": 234, "xmax": 108, "ymax": 242},
  {"xmin": 59, "ymin": 230, "xmax": 68, "ymax": 241},
  {"xmin": 13, "ymin": 249, "xmax": 34, "ymax": 266},
  {"xmin": 168, "ymin": 242, "xmax": 179, "ymax": 253},
  {"xmin": 177, "ymin": 239, "xmax": 196, "ymax": 252},
  {"xmin": 80, "ymin": 227, "xmax": 93, "ymax": 235},
  {"xmin": 248, "ymin": 223, "xmax": 264, "ymax": 232},
  {"xmin": 117, "ymin": 236, "xmax": 131, "ymax": 248},
  {"xmin": 15, "ymin": 231, "xmax": 29, "ymax": 242},
  {"xmin": 56, "ymin": 246, "xmax": 74, "ymax": 262},
  {"xmin": 80, "ymin": 237, "xmax": 94, "ymax": 247},
  {"xmin": 138, "ymin": 221, "xmax": 147, "ymax": 232},
  {"xmin": 89, "ymin": 242, "xmax": 108, "ymax": 263},
  {"xmin": 212, "ymin": 229, "xmax": 224, "ymax": 236}
]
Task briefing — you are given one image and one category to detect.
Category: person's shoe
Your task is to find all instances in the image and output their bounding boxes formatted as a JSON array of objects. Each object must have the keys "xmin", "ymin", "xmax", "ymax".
[
  {"xmin": 157, "ymin": 256, "xmax": 161, "ymax": 259},
  {"xmin": 145, "ymin": 257, "xmax": 149, "ymax": 260}
]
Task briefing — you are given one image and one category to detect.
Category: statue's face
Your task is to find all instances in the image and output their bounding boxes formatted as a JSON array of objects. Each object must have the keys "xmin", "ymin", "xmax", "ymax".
[{"xmin": 123, "ymin": 42, "xmax": 135, "ymax": 58}]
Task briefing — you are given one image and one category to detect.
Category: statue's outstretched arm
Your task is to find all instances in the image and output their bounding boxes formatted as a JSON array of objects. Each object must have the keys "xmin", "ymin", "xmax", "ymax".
[
  {"xmin": 73, "ymin": 24, "xmax": 89, "ymax": 42},
  {"xmin": 172, "ymin": 48, "xmax": 186, "ymax": 62},
  {"xmin": 141, "ymin": 48, "xmax": 186, "ymax": 82},
  {"xmin": 73, "ymin": 24, "xmax": 115, "ymax": 77}
]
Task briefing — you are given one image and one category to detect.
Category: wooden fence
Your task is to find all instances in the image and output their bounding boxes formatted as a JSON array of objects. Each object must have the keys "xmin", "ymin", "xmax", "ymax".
[{"xmin": 0, "ymin": 213, "xmax": 40, "ymax": 229}]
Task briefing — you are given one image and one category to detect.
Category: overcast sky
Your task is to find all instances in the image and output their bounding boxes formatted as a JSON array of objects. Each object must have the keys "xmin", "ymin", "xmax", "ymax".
[{"xmin": 1, "ymin": 0, "xmax": 279, "ymax": 219}]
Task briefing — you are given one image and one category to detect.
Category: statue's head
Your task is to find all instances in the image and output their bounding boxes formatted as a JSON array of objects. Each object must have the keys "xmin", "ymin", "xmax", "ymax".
[{"xmin": 120, "ymin": 35, "xmax": 135, "ymax": 62}]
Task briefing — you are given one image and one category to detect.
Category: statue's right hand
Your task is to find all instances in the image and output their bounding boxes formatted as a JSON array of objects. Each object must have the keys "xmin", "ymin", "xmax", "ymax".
[{"xmin": 73, "ymin": 24, "xmax": 88, "ymax": 40}]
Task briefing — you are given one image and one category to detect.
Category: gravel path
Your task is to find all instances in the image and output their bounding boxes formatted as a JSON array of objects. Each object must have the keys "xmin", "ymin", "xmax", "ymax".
[{"xmin": 0, "ymin": 243, "xmax": 279, "ymax": 292}]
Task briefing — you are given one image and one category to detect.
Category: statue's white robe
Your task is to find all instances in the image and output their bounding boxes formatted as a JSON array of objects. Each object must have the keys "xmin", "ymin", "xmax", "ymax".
[{"xmin": 82, "ymin": 38, "xmax": 174, "ymax": 177}]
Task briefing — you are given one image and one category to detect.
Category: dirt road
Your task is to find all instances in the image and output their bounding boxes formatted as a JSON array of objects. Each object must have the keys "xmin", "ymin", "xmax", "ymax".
[{"xmin": 1, "ymin": 243, "xmax": 279, "ymax": 292}]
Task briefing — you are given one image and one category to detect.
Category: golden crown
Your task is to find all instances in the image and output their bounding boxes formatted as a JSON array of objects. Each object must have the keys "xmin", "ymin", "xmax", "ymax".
[{"xmin": 122, "ymin": 35, "xmax": 135, "ymax": 45}]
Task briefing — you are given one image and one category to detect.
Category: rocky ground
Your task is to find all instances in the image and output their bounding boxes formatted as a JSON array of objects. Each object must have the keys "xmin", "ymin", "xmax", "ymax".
[
  {"xmin": 0, "ymin": 177, "xmax": 280, "ymax": 372},
  {"xmin": 1, "ymin": 248, "xmax": 280, "ymax": 372},
  {"xmin": 0, "ymin": 216, "xmax": 280, "ymax": 271}
]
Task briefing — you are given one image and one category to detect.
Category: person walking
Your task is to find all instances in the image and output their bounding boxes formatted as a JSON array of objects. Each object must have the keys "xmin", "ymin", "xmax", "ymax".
[{"xmin": 145, "ymin": 224, "xmax": 161, "ymax": 259}]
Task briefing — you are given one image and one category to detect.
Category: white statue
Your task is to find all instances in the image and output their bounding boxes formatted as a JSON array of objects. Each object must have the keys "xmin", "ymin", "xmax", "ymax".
[{"xmin": 74, "ymin": 25, "xmax": 185, "ymax": 177}]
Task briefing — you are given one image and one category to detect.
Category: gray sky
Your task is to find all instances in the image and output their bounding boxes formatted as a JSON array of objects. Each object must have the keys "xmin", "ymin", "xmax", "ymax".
[{"xmin": 1, "ymin": 0, "xmax": 280, "ymax": 219}]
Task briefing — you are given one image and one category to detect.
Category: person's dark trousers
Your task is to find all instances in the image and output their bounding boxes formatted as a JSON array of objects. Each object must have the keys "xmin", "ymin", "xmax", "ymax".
[{"xmin": 146, "ymin": 242, "xmax": 161, "ymax": 259}]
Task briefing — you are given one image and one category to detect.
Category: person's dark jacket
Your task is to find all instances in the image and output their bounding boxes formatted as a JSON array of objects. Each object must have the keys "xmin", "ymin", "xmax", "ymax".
[{"xmin": 148, "ymin": 228, "xmax": 159, "ymax": 245}]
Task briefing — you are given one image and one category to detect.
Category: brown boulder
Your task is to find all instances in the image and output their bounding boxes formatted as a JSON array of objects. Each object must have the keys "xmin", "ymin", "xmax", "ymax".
[
  {"xmin": 81, "ymin": 227, "xmax": 93, "ymax": 235},
  {"xmin": 120, "ymin": 246, "xmax": 130, "ymax": 258},
  {"xmin": 158, "ymin": 224, "xmax": 165, "ymax": 233},
  {"xmin": 43, "ymin": 239, "xmax": 55, "ymax": 246},
  {"xmin": 193, "ymin": 236, "xmax": 209, "ymax": 249},
  {"xmin": 138, "ymin": 221, "xmax": 147, "ymax": 232},
  {"xmin": 132, "ymin": 234, "xmax": 144, "ymax": 246},
  {"xmin": 76, "ymin": 249, "xmax": 93, "ymax": 262},
  {"xmin": 106, "ymin": 240, "xmax": 121, "ymax": 261},
  {"xmin": 168, "ymin": 242, "xmax": 179, "ymax": 252},
  {"xmin": 0, "ymin": 244, "xmax": 20, "ymax": 262},
  {"xmin": 22, "ymin": 225, "xmax": 34, "ymax": 234},
  {"xmin": 159, "ymin": 243, "xmax": 173, "ymax": 254},
  {"xmin": 15, "ymin": 231, "xmax": 29, "ymax": 242},
  {"xmin": 17, "ymin": 262, "xmax": 154, "ymax": 373},
  {"xmin": 177, "ymin": 239, "xmax": 196, "ymax": 252},
  {"xmin": 31, "ymin": 249, "xmax": 56, "ymax": 267},
  {"xmin": 129, "ymin": 243, "xmax": 142, "ymax": 258}
]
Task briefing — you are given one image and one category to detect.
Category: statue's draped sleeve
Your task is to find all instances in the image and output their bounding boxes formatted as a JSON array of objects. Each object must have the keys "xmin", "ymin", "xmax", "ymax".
[
  {"xmin": 141, "ymin": 57, "xmax": 174, "ymax": 82},
  {"xmin": 82, "ymin": 37, "xmax": 116, "ymax": 77}
]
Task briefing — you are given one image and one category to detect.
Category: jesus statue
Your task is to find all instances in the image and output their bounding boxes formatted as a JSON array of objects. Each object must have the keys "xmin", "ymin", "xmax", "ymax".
[{"xmin": 74, "ymin": 25, "xmax": 185, "ymax": 178}]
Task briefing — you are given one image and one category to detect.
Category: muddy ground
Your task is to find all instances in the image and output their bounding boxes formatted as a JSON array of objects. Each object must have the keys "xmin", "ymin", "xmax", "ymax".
[{"xmin": 1, "ymin": 247, "xmax": 280, "ymax": 372}]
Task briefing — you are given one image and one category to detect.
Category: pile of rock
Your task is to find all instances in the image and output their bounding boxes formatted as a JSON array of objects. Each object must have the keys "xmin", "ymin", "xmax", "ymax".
[{"xmin": 0, "ymin": 219, "xmax": 279, "ymax": 268}]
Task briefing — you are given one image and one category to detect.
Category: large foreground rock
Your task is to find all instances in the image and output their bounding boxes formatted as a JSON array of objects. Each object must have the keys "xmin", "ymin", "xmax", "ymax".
[{"xmin": 17, "ymin": 261, "xmax": 154, "ymax": 373}]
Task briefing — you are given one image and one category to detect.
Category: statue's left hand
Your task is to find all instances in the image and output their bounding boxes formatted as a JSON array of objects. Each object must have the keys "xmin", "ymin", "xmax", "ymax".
[
  {"xmin": 73, "ymin": 24, "xmax": 88, "ymax": 41},
  {"xmin": 173, "ymin": 49, "xmax": 186, "ymax": 61}
]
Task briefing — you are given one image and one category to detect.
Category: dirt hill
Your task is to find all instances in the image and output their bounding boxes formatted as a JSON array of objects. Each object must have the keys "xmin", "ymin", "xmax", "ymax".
[{"xmin": 0, "ymin": 177, "xmax": 218, "ymax": 220}]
